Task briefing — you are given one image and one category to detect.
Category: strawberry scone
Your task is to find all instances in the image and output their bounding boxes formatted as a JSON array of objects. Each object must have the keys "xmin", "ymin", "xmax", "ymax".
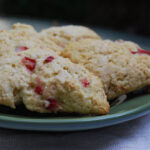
[
  {"xmin": 40, "ymin": 25, "xmax": 101, "ymax": 54},
  {"xmin": 0, "ymin": 48, "xmax": 109, "ymax": 115},
  {"xmin": 0, "ymin": 23, "xmax": 61, "ymax": 56},
  {"xmin": 61, "ymin": 39, "xmax": 150, "ymax": 100}
]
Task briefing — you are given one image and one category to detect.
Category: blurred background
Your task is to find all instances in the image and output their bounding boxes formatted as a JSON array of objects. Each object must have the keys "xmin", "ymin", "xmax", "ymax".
[{"xmin": 0, "ymin": 0, "xmax": 149, "ymax": 36}]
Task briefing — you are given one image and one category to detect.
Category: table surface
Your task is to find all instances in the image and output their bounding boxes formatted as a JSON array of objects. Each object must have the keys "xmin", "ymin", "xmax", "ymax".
[
  {"xmin": 0, "ymin": 114, "xmax": 149, "ymax": 150},
  {"xmin": 0, "ymin": 17, "xmax": 150, "ymax": 150}
]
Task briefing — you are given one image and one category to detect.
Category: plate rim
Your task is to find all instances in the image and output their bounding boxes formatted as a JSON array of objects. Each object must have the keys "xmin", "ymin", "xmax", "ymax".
[{"xmin": 0, "ymin": 95, "xmax": 150, "ymax": 125}]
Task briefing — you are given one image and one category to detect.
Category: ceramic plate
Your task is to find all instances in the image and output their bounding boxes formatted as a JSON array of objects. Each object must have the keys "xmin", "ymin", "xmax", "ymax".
[{"xmin": 0, "ymin": 17, "xmax": 150, "ymax": 131}]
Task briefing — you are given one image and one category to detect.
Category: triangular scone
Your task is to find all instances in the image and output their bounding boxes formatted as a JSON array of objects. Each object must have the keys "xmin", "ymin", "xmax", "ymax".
[
  {"xmin": 61, "ymin": 39, "xmax": 150, "ymax": 100},
  {"xmin": 0, "ymin": 23, "xmax": 61, "ymax": 56},
  {"xmin": 40, "ymin": 25, "xmax": 101, "ymax": 54},
  {"xmin": 0, "ymin": 48, "xmax": 109, "ymax": 115}
]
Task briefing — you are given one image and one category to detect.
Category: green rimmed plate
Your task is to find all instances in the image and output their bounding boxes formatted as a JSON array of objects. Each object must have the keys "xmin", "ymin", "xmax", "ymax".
[
  {"xmin": 0, "ymin": 17, "xmax": 150, "ymax": 131},
  {"xmin": 0, "ymin": 94, "xmax": 150, "ymax": 131}
]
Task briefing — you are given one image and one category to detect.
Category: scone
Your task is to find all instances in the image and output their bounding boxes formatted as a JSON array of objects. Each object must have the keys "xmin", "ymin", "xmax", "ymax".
[
  {"xmin": 0, "ymin": 23, "xmax": 61, "ymax": 56},
  {"xmin": 115, "ymin": 39, "xmax": 140, "ymax": 50},
  {"xmin": 61, "ymin": 39, "xmax": 150, "ymax": 100},
  {"xmin": 40, "ymin": 25, "xmax": 101, "ymax": 54},
  {"xmin": 0, "ymin": 48, "xmax": 109, "ymax": 115}
]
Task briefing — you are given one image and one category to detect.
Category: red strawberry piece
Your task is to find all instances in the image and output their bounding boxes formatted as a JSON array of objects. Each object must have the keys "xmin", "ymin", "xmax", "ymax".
[
  {"xmin": 131, "ymin": 49, "xmax": 150, "ymax": 55},
  {"xmin": 34, "ymin": 85, "xmax": 43, "ymax": 95},
  {"xmin": 46, "ymin": 98, "xmax": 58, "ymax": 111},
  {"xmin": 15, "ymin": 46, "xmax": 28, "ymax": 52},
  {"xmin": 44, "ymin": 56, "xmax": 55, "ymax": 63},
  {"xmin": 22, "ymin": 57, "xmax": 36, "ymax": 72},
  {"xmin": 81, "ymin": 78, "xmax": 90, "ymax": 88},
  {"xmin": 34, "ymin": 77, "xmax": 43, "ymax": 95}
]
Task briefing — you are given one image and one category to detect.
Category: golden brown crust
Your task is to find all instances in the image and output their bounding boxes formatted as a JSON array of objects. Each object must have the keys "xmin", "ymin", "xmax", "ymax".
[
  {"xmin": 62, "ymin": 39, "xmax": 150, "ymax": 100},
  {"xmin": 40, "ymin": 25, "xmax": 102, "ymax": 54},
  {"xmin": 0, "ymin": 48, "xmax": 109, "ymax": 115},
  {"xmin": 0, "ymin": 23, "xmax": 61, "ymax": 57}
]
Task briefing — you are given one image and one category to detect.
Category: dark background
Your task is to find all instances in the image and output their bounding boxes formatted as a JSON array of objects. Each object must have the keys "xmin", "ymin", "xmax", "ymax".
[{"xmin": 0, "ymin": 0, "xmax": 150, "ymax": 36}]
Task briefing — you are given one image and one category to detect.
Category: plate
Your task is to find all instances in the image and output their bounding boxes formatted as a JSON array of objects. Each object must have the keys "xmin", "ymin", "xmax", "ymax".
[
  {"xmin": 0, "ymin": 17, "xmax": 150, "ymax": 131},
  {"xmin": 0, "ymin": 94, "xmax": 150, "ymax": 131}
]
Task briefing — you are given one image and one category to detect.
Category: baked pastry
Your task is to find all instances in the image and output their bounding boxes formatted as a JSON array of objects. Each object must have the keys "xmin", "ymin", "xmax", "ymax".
[
  {"xmin": 0, "ymin": 23, "xmax": 61, "ymax": 56},
  {"xmin": 40, "ymin": 25, "xmax": 101, "ymax": 54},
  {"xmin": 0, "ymin": 47, "xmax": 109, "ymax": 115},
  {"xmin": 0, "ymin": 24, "xmax": 101, "ymax": 56},
  {"xmin": 61, "ymin": 39, "xmax": 150, "ymax": 100}
]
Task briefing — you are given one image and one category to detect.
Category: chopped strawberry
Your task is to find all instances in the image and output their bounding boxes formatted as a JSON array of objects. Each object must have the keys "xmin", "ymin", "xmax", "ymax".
[
  {"xmin": 46, "ymin": 98, "xmax": 58, "ymax": 111},
  {"xmin": 44, "ymin": 56, "xmax": 55, "ymax": 63},
  {"xmin": 34, "ymin": 77, "xmax": 43, "ymax": 95},
  {"xmin": 34, "ymin": 85, "xmax": 43, "ymax": 95},
  {"xmin": 16, "ymin": 46, "xmax": 28, "ymax": 52},
  {"xmin": 22, "ymin": 57, "xmax": 36, "ymax": 72},
  {"xmin": 81, "ymin": 78, "xmax": 90, "ymax": 88},
  {"xmin": 131, "ymin": 49, "xmax": 150, "ymax": 55}
]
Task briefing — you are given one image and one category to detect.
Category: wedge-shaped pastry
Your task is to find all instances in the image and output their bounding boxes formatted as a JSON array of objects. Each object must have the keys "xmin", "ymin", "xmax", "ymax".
[
  {"xmin": 0, "ymin": 48, "xmax": 109, "ymax": 115},
  {"xmin": 40, "ymin": 25, "xmax": 101, "ymax": 54},
  {"xmin": 61, "ymin": 39, "xmax": 150, "ymax": 100},
  {"xmin": 0, "ymin": 23, "xmax": 61, "ymax": 56}
]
